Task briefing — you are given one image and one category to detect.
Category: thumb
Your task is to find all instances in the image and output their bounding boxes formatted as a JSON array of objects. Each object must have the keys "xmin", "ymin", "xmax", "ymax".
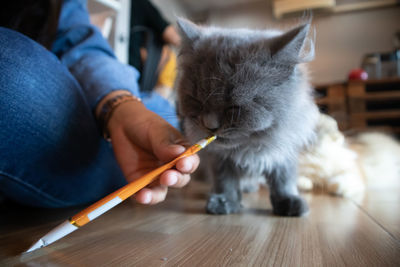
[{"xmin": 150, "ymin": 124, "xmax": 189, "ymax": 162}]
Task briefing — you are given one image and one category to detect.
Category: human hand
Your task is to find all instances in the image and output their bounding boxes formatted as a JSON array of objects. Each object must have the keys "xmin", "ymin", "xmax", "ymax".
[{"xmin": 104, "ymin": 92, "xmax": 199, "ymax": 205}]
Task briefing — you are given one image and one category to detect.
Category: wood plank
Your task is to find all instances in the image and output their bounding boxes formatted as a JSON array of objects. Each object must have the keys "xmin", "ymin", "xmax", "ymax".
[
  {"xmin": 333, "ymin": 0, "xmax": 398, "ymax": 13},
  {"xmin": 352, "ymin": 91, "xmax": 400, "ymax": 100},
  {"xmin": 351, "ymin": 110, "xmax": 400, "ymax": 119},
  {"xmin": 362, "ymin": 77, "xmax": 400, "ymax": 85},
  {"xmin": 273, "ymin": 0, "xmax": 335, "ymax": 18},
  {"xmin": 315, "ymin": 98, "xmax": 345, "ymax": 105},
  {"xmin": 0, "ymin": 181, "xmax": 399, "ymax": 266},
  {"xmin": 350, "ymin": 185, "xmax": 400, "ymax": 241},
  {"xmin": 349, "ymin": 78, "xmax": 400, "ymax": 86}
]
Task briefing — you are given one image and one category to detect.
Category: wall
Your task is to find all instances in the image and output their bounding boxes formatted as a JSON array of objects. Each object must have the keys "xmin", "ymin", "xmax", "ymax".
[
  {"xmin": 150, "ymin": 0, "xmax": 189, "ymax": 23},
  {"xmin": 151, "ymin": 0, "xmax": 400, "ymax": 85},
  {"xmin": 310, "ymin": 7, "xmax": 399, "ymax": 84}
]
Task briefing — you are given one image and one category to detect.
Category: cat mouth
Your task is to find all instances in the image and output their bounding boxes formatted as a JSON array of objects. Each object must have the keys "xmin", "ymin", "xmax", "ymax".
[
  {"xmin": 214, "ymin": 135, "xmax": 244, "ymax": 145},
  {"xmin": 214, "ymin": 128, "xmax": 269, "ymax": 145},
  {"xmin": 215, "ymin": 136, "xmax": 230, "ymax": 143}
]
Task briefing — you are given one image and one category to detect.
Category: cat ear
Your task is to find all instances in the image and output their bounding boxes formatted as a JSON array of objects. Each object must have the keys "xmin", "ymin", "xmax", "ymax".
[
  {"xmin": 270, "ymin": 22, "xmax": 315, "ymax": 64},
  {"xmin": 176, "ymin": 18, "xmax": 202, "ymax": 44}
]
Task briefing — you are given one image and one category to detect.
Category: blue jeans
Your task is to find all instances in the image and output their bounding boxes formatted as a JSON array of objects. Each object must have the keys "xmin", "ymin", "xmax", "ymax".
[{"xmin": 0, "ymin": 27, "xmax": 178, "ymax": 208}]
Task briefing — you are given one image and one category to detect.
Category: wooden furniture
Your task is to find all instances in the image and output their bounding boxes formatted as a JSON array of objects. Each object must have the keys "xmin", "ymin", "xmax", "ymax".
[
  {"xmin": 315, "ymin": 83, "xmax": 348, "ymax": 131},
  {"xmin": 315, "ymin": 78, "xmax": 400, "ymax": 134},
  {"xmin": 347, "ymin": 78, "xmax": 400, "ymax": 134},
  {"xmin": 272, "ymin": 0, "xmax": 335, "ymax": 18},
  {"xmin": 272, "ymin": 0, "xmax": 398, "ymax": 18},
  {"xmin": 1, "ymin": 180, "xmax": 399, "ymax": 265}
]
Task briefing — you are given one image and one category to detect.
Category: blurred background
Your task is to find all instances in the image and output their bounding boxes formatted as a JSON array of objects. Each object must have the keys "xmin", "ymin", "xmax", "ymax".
[
  {"xmin": 89, "ymin": 0, "xmax": 400, "ymax": 135},
  {"xmin": 153, "ymin": 0, "xmax": 399, "ymax": 85}
]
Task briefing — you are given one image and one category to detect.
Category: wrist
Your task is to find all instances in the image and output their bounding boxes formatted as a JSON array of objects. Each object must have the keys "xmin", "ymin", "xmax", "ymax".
[
  {"xmin": 96, "ymin": 90, "xmax": 142, "ymax": 140},
  {"xmin": 95, "ymin": 90, "xmax": 133, "ymax": 118}
]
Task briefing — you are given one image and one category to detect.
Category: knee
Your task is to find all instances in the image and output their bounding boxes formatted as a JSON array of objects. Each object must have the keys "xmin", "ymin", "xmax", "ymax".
[
  {"xmin": 0, "ymin": 27, "xmax": 62, "ymax": 94},
  {"xmin": 0, "ymin": 26, "xmax": 57, "ymax": 61},
  {"xmin": 0, "ymin": 27, "xmax": 82, "ymax": 113},
  {"xmin": 0, "ymin": 27, "xmax": 84, "ymax": 148}
]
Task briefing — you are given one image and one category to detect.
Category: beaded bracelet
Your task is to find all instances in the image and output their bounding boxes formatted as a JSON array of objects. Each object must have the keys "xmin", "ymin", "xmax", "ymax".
[{"xmin": 97, "ymin": 94, "xmax": 142, "ymax": 141}]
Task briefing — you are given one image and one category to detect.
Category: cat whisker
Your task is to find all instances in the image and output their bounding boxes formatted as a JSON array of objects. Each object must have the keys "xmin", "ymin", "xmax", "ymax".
[
  {"xmin": 203, "ymin": 87, "xmax": 225, "ymax": 104},
  {"xmin": 201, "ymin": 76, "xmax": 224, "ymax": 83},
  {"xmin": 217, "ymin": 128, "xmax": 245, "ymax": 138}
]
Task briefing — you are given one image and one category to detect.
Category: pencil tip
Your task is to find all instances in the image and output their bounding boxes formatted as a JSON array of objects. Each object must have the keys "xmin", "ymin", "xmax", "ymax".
[
  {"xmin": 25, "ymin": 239, "xmax": 45, "ymax": 253},
  {"xmin": 197, "ymin": 135, "xmax": 217, "ymax": 148},
  {"xmin": 206, "ymin": 135, "xmax": 217, "ymax": 144}
]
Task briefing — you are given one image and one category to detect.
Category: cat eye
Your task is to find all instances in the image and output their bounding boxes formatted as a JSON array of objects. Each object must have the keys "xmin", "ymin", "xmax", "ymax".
[
  {"xmin": 225, "ymin": 106, "xmax": 240, "ymax": 112},
  {"xmin": 184, "ymin": 95, "xmax": 202, "ymax": 107},
  {"xmin": 252, "ymin": 97, "xmax": 264, "ymax": 105},
  {"xmin": 183, "ymin": 95, "xmax": 203, "ymax": 118},
  {"xmin": 224, "ymin": 106, "xmax": 241, "ymax": 121}
]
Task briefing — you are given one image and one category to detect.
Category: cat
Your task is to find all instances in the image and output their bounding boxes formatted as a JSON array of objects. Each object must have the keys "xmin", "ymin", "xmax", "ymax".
[
  {"xmin": 297, "ymin": 113, "xmax": 366, "ymax": 197},
  {"xmin": 176, "ymin": 18, "xmax": 319, "ymax": 216},
  {"xmin": 298, "ymin": 113, "xmax": 400, "ymax": 197}
]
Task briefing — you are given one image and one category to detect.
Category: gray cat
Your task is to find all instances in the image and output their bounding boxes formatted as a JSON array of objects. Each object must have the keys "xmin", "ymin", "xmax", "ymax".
[{"xmin": 176, "ymin": 18, "xmax": 319, "ymax": 216}]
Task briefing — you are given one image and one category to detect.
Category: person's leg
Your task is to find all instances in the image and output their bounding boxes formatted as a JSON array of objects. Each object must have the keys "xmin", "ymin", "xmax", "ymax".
[{"xmin": 0, "ymin": 27, "xmax": 126, "ymax": 208}]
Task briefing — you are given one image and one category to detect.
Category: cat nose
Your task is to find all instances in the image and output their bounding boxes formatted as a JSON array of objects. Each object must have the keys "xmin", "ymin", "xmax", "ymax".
[{"xmin": 201, "ymin": 113, "xmax": 220, "ymax": 132}]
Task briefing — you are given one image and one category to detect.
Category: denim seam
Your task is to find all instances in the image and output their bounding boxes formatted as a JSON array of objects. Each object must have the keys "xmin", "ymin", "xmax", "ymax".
[{"xmin": 0, "ymin": 170, "xmax": 73, "ymax": 206}]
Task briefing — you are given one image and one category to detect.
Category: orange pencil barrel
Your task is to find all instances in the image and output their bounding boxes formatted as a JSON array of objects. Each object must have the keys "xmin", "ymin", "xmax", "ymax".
[
  {"xmin": 25, "ymin": 136, "xmax": 216, "ymax": 253},
  {"xmin": 70, "ymin": 138, "xmax": 214, "ymax": 227}
]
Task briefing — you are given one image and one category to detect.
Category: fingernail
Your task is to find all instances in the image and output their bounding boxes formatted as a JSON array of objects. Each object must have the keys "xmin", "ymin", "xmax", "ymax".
[
  {"xmin": 142, "ymin": 192, "xmax": 152, "ymax": 204},
  {"xmin": 171, "ymin": 144, "xmax": 186, "ymax": 154},
  {"xmin": 168, "ymin": 174, "xmax": 178, "ymax": 186},
  {"xmin": 182, "ymin": 160, "xmax": 193, "ymax": 172},
  {"xmin": 170, "ymin": 136, "xmax": 190, "ymax": 147}
]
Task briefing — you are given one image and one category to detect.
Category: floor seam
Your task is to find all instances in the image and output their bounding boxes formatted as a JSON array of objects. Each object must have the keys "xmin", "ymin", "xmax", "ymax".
[{"xmin": 348, "ymin": 197, "xmax": 400, "ymax": 244}]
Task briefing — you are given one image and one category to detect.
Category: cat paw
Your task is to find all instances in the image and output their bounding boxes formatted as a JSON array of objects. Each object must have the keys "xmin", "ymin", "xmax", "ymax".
[
  {"xmin": 272, "ymin": 195, "xmax": 309, "ymax": 216},
  {"xmin": 206, "ymin": 194, "xmax": 241, "ymax": 214}
]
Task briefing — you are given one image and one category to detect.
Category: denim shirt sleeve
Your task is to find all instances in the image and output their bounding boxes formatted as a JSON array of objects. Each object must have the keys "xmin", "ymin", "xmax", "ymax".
[{"xmin": 51, "ymin": 0, "xmax": 140, "ymax": 111}]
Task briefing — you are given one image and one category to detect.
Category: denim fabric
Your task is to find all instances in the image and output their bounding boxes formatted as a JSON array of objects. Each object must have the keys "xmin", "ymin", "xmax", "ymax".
[
  {"xmin": 52, "ymin": 0, "xmax": 142, "ymax": 111},
  {"xmin": 0, "ymin": 27, "xmax": 126, "ymax": 207},
  {"xmin": 0, "ymin": 26, "xmax": 178, "ymax": 207},
  {"xmin": 141, "ymin": 92, "xmax": 179, "ymax": 128}
]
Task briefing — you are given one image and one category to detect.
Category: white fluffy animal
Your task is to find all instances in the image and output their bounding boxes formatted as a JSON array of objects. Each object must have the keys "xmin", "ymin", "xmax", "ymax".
[{"xmin": 298, "ymin": 113, "xmax": 400, "ymax": 197}]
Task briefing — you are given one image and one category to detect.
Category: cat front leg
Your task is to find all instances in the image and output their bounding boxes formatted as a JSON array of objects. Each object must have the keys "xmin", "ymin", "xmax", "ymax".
[
  {"xmin": 266, "ymin": 161, "xmax": 309, "ymax": 216},
  {"xmin": 206, "ymin": 158, "xmax": 242, "ymax": 215}
]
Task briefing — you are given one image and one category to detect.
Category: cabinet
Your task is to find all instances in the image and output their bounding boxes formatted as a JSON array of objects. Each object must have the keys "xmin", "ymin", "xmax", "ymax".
[
  {"xmin": 347, "ymin": 78, "xmax": 400, "ymax": 133},
  {"xmin": 315, "ymin": 83, "xmax": 348, "ymax": 130},
  {"xmin": 315, "ymin": 78, "xmax": 400, "ymax": 134}
]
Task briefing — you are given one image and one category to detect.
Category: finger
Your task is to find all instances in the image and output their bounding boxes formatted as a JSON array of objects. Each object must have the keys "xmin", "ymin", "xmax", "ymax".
[
  {"xmin": 134, "ymin": 186, "xmax": 168, "ymax": 205},
  {"xmin": 160, "ymin": 170, "xmax": 191, "ymax": 188},
  {"xmin": 148, "ymin": 185, "xmax": 168, "ymax": 204},
  {"xmin": 134, "ymin": 188, "xmax": 153, "ymax": 204},
  {"xmin": 159, "ymin": 169, "xmax": 179, "ymax": 186},
  {"xmin": 175, "ymin": 154, "xmax": 200, "ymax": 174},
  {"xmin": 149, "ymin": 124, "xmax": 190, "ymax": 162},
  {"xmin": 174, "ymin": 173, "xmax": 191, "ymax": 188}
]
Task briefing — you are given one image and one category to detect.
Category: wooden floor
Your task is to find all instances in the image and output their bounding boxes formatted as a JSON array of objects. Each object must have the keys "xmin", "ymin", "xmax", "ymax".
[{"xmin": 1, "ymin": 180, "xmax": 399, "ymax": 266}]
